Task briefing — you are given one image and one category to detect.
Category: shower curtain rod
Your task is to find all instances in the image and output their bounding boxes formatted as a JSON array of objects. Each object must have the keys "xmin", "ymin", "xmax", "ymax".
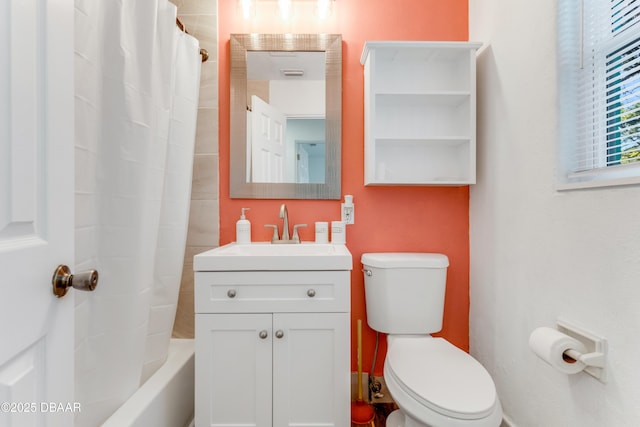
[{"xmin": 176, "ymin": 17, "xmax": 209, "ymax": 62}]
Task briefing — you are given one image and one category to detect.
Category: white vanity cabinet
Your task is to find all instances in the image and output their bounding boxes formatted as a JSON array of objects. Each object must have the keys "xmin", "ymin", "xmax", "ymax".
[
  {"xmin": 194, "ymin": 264, "xmax": 351, "ymax": 427},
  {"xmin": 361, "ymin": 41, "xmax": 482, "ymax": 185}
]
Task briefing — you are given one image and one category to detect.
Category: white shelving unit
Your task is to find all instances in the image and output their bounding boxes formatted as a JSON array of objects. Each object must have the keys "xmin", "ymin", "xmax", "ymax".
[{"xmin": 361, "ymin": 41, "xmax": 482, "ymax": 185}]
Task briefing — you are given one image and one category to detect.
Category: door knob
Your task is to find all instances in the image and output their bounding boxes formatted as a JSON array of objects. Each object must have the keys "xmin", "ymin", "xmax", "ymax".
[{"xmin": 52, "ymin": 265, "xmax": 98, "ymax": 298}]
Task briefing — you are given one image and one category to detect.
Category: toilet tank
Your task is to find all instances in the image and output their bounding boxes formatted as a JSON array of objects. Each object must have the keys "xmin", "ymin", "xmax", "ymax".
[{"xmin": 361, "ymin": 253, "xmax": 449, "ymax": 334}]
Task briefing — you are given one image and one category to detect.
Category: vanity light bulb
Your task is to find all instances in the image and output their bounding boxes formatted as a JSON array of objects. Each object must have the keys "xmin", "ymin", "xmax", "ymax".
[
  {"xmin": 278, "ymin": 0, "xmax": 293, "ymax": 19},
  {"xmin": 316, "ymin": 0, "xmax": 333, "ymax": 19},
  {"xmin": 239, "ymin": 0, "xmax": 255, "ymax": 20}
]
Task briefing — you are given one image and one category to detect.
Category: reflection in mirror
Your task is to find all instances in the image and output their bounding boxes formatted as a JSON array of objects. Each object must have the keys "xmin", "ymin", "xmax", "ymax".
[
  {"xmin": 246, "ymin": 51, "xmax": 326, "ymax": 184},
  {"xmin": 230, "ymin": 34, "xmax": 342, "ymax": 199}
]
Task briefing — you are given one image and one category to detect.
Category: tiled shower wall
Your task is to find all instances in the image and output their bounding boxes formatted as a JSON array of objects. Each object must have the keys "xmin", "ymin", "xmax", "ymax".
[{"xmin": 170, "ymin": 0, "xmax": 219, "ymax": 338}]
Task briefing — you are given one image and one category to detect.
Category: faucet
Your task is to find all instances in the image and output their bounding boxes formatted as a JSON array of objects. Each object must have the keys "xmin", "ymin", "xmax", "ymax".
[
  {"xmin": 279, "ymin": 204, "xmax": 290, "ymax": 241},
  {"xmin": 264, "ymin": 203, "xmax": 307, "ymax": 243}
]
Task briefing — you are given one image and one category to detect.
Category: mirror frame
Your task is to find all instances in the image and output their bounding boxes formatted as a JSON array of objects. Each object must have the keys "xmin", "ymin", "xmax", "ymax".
[{"xmin": 230, "ymin": 33, "xmax": 342, "ymax": 199}]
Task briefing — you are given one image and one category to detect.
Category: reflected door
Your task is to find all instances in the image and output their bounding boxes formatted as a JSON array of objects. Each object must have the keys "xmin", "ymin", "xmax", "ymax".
[
  {"xmin": 296, "ymin": 144, "xmax": 310, "ymax": 183},
  {"xmin": 250, "ymin": 95, "xmax": 286, "ymax": 182}
]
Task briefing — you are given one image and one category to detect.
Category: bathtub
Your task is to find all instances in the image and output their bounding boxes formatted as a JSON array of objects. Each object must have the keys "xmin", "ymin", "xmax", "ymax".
[{"xmin": 101, "ymin": 339, "xmax": 195, "ymax": 427}]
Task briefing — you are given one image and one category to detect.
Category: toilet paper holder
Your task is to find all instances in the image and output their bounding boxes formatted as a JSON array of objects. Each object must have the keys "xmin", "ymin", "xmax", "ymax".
[
  {"xmin": 557, "ymin": 319, "xmax": 607, "ymax": 382},
  {"xmin": 562, "ymin": 348, "xmax": 604, "ymax": 367}
]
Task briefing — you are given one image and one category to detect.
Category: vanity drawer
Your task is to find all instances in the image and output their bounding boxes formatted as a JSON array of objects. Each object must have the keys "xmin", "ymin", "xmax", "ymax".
[{"xmin": 195, "ymin": 270, "xmax": 350, "ymax": 313}]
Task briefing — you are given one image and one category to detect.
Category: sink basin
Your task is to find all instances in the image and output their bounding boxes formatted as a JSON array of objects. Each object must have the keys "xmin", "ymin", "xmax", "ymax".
[{"xmin": 194, "ymin": 242, "xmax": 353, "ymax": 271}]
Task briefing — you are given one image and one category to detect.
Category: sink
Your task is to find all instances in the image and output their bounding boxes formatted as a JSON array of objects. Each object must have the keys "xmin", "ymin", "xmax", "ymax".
[{"xmin": 194, "ymin": 242, "xmax": 353, "ymax": 271}]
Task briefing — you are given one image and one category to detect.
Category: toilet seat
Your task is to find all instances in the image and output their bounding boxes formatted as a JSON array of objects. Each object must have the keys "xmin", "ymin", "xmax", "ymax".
[{"xmin": 385, "ymin": 337, "xmax": 497, "ymax": 421}]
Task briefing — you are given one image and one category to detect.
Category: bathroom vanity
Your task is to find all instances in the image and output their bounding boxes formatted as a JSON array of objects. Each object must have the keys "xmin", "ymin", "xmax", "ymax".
[{"xmin": 194, "ymin": 243, "xmax": 352, "ymax": 427}]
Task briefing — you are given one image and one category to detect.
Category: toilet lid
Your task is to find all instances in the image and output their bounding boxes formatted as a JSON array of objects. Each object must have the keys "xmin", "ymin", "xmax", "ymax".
[{"xmin": 386, "ymin": 337, "xmax": 497, "ymax": 420}]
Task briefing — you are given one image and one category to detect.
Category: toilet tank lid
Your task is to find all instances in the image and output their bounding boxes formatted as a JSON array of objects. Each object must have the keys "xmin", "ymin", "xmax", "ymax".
[{"xmin": 361, "ymin": 253, "xmax": 449, "ymax": 268}]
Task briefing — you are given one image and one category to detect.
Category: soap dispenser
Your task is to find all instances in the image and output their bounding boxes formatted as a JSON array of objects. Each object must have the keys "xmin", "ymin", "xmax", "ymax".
[{"xmin": 236, "ymin": 208, "xmax": 251, "ymax": 244}]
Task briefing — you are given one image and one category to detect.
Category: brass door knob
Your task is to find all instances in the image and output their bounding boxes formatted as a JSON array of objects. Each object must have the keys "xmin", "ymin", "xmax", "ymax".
[{"xmin": 52, "ymin": 265, "xmax": 98, "ymax": 298}]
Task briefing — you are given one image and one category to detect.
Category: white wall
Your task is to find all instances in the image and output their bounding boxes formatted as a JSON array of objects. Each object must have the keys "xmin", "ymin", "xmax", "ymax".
[
  {"xmin": 270, "ymin": 80, "xmax": 325, "ymax": 116},
  {"xmin": 469, "ymin": 1, "xmax": 640, "ymax": 426}
]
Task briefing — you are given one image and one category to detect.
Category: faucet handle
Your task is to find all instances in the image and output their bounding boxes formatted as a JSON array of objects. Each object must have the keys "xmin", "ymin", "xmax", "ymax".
[
  {"xmin": 292, "ymin": 224, "xmax": 308, "ymax": 243},
  {"xmin": 264, "ymin": 224, "xmax": 279, "ymax": 243}
]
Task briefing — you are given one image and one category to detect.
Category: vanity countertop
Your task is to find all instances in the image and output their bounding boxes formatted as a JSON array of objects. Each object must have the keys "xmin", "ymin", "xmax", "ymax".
[{"xmin": 194, "ymin": 242, "xmax": 353, "ymax": 271}]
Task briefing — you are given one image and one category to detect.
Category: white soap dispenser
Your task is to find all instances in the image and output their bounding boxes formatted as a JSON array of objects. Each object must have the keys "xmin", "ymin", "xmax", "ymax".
[{"xmin": 236, "ymin": 208, "xmax": 251, "ymax": 244}]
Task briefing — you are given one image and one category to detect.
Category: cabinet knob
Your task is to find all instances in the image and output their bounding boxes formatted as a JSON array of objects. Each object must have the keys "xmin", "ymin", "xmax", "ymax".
[
  {"xmin": 307, "ymin": 289, "xmax": 316, "ymax": 298},
  {"xmin": 258, "ymin": 330, "xmax": 268, "ymax": 339},
  {"xmin": 227, "ymin": 289, "xmax": 237, "ymax": 298},
  {"xmin": 275, "ymin": 330, "xmax": 284, "ymax": 339}
]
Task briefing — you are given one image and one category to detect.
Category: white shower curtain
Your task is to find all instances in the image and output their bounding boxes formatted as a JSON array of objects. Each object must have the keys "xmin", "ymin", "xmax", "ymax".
[{"xmin": 73, "ymin": 0, "xmax": 201, "ymax": 425}]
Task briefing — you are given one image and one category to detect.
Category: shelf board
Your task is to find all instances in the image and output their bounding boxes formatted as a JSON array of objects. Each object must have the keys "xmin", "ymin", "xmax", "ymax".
[
  {"xmin": 360, "ymin": 41, "xmax": 483, "ymax": 65},
  {"xmin": 374, "ymin": 92, "xmax": 470, "ymax": 108},
  {"xmin": 364, "ymin": 179, "xmax": 474, "ymax": 186},
  {"xmin": 374, "ymin": 137, "xmax": 470, "ymax": 144}
]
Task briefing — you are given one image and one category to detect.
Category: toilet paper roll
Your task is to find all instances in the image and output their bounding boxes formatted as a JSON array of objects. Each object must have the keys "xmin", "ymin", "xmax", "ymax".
[{"xmin": 529, "ymin": 327, "xmax": 588, "ymax": 374}]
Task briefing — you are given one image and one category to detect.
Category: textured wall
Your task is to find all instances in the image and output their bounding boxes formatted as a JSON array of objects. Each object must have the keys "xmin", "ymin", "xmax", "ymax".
[
  {"xmin": 170, "ymin": 0, "xmax": 219, "ymax": 338},
  {"xmin": 469, "ymin": 0, "xmax": 640, "ymax": 425}
]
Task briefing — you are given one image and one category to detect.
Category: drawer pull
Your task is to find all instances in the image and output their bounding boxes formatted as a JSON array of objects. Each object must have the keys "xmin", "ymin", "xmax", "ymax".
[
  {"xmin": 275, "ymin": 330, "xmax": 284, "ymax": 339},
  {"xmin": 227, "ymin": 289, "xmax": 237, "ymax": 298},
  {"xmin": 259, "ymin": 330, "xmax": 268, "ymax": 339},
  {"xmin": 307, "ymin": 289, "xmax": 316, "ymax": 298}
]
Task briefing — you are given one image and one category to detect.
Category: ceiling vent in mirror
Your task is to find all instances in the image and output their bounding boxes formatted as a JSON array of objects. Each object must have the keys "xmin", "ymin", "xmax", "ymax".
[{"xmin": 281, "ymin": 69, "xmax": 305, "ymax": 77}]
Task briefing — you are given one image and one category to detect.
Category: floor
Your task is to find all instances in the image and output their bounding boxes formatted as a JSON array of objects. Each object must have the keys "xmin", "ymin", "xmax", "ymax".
[{"xmin": 355, "ymin": 404, "xmax": 512, "ymax": 427}]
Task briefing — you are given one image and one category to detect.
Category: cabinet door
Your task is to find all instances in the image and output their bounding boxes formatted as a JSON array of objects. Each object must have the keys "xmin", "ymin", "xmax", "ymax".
[
  {"xmin": 195, "ymin": 313, "xmax": 273, "ymax": 427},
  {"xmin": 272, "ymin": 313, "xmax": 350, "ymax": 427}
]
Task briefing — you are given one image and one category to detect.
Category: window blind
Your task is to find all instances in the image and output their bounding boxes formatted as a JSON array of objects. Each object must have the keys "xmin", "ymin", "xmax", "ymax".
[{"xmin": 558, "ymin": 0, "xmax": 640, "ymax": 187}]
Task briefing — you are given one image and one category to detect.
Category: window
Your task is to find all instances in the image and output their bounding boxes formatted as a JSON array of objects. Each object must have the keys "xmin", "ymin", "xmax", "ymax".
[{"xmin": 558, "ymin": 0, "xmax": 640, "ymax": 189}]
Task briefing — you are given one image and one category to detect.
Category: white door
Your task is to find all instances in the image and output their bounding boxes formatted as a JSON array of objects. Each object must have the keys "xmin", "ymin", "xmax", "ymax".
[
  {"xmin": 295, "ymin": 143, "xmax": 310, "ymax": 183},
  {"xmin": 0, "ymin": 1, "xmax": 75, "ymax": 426},
  {"xmin": 250, "ymin": 95, "xmax": 286, "ymax": 182}
]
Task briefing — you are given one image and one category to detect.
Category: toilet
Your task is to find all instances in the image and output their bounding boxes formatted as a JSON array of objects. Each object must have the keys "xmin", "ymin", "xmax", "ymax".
[{"xmin": 361, "ymin": 253, "xmax": 502, "ymax": 427}]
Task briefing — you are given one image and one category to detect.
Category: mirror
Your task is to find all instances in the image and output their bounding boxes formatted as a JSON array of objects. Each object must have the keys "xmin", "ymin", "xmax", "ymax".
[{"xmin": 230, "ymin": 34, "xmax": 342, "ymax": 199}]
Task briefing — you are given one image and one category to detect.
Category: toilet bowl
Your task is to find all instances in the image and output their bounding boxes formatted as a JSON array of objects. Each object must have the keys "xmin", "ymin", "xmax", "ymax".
[
  {"xmin": 361, "ymin": 253, "xmax": 502, "ymax": 427},
  {"xmin": 384, "ymin": 336, "xmax": 502, "ymax": 427}
]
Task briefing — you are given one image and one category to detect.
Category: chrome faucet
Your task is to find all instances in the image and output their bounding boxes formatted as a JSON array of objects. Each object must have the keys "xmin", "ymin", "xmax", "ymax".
[{"xmin": 264, "ymin": 203, "xmax": 307, "ymax": 243}]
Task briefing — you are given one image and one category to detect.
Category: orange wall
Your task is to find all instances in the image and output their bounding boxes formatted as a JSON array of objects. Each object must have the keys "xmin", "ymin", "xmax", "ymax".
[{"xmin": 218, "ymin": 0, "xmax": 470, "ymax": 374}]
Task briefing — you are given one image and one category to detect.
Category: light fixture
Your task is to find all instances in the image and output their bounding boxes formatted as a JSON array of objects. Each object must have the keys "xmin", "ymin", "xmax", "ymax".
[
  {"xmin": 315, "ymin": 0, "xmax": 333, "ymax": 19},
  {"xmin": 240, "ymin": 0, "xmax": 255, "ymax": 20},
  {"xmin": 278, "ymin": 0, "xmax": 293, "ymax": 19},
  {"xmin": 240, "ymin": 0, "xmax": 335, "ymax": 20}
]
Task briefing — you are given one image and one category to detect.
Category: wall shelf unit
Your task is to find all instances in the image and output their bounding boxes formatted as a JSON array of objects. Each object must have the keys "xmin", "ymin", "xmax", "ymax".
[{"xmin": 361, "ymin": 41, "xmax": 482, "ymax": 186}]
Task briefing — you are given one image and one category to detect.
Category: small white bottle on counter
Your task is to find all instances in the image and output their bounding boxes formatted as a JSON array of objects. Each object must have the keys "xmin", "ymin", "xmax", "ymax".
[
  {"xmin": 315, "ymin": 222, "xmax": 329, "ymax": 243},
  {"xmin": 236, "ymin": 208, "xmax": 251, "ymax": 244},
  {"xmin": 331, "ymin": 221, "xmax": 346, "ymax": 244}
]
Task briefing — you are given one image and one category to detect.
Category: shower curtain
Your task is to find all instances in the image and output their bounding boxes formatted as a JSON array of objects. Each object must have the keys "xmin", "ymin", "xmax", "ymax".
[{"xmin": 73, "ymin": 0, "xmax": 201, "ymax": 425}]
